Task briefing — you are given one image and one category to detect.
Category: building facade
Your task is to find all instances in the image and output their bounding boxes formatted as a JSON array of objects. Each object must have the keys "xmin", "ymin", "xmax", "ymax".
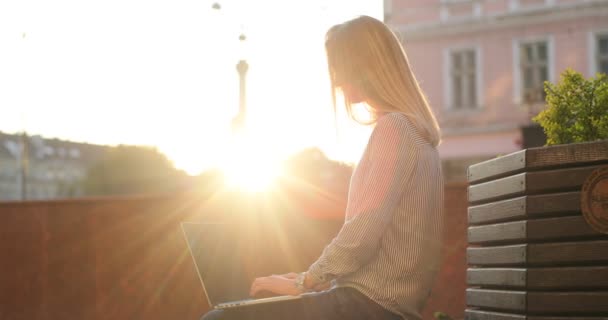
[
  {"xmin": 0, "ymin": 131, "xmax": 107, "ymax": 201},
  {"xmin": 385, "ymin": 0, "xmax": 608, "ymax": 181}
]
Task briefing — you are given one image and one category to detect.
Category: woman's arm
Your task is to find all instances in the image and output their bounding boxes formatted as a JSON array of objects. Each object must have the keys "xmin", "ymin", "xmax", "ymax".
[{"xmin": 306, "ymin": 114, "xmax": 420, "ymax": 285}]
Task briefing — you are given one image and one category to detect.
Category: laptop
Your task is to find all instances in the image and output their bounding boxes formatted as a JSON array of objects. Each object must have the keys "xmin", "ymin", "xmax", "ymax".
[{"xmin": 181, "ymin": 222, "xmax": 303, "ymax": 310}]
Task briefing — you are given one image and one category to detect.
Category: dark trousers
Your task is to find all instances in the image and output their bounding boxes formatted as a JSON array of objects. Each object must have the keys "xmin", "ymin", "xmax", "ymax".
[{"xmin": 200, "ymin": 287, "xmax": 402, "ymax": 320}]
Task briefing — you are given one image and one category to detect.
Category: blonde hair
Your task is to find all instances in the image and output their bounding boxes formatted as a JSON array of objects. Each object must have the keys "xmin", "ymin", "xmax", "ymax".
[{"xmin": 325, "ymin": 15, "xmax": 441, "ymax": 147}]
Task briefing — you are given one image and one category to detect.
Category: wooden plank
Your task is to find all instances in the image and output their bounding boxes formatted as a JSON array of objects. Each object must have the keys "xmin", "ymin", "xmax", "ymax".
[
  {"xmin": 468, "ymin": 150, "xmax": 526, "ymax": 184},
  {"xmin": 469, "ymin": 196, "xmax": 527, "ymax": 225},
  {"xmin": 468, "ymin": 245, "xmax": 527, "ymax": 266},
  {"xmin": 469, "ymin": 241, "xmax": 608, "ymax": 266},
  {"xmin": 525, "ymin": 192, "xmax": 581, "ymax": 216},
  {"xmin": 468, "ymin": 216, "xmax": 605, "ymax": 245},
  {"xmin": 525, "ymin": 140, "xmax": 608, "ymax": 171},
  {"xmin": 468, "ymin": 140, "xmax": 608, "ymax": 184},
  {"xmin": 525, "ymin": 166, "xmax": 603, "ymax": 194},
  {"xmin": 527, "ymin": 216, "xmax": 604, "ymax": 241},
  {"xmin": 468, "ymin": 267, "xmax": 608, "ymax": 289},
  {"xmin": 467, "ymin": 314, "xmax": 608, "ymax": 320},
  {"xmin": 527, "ymin": 267, "xmax": 608, "ymax": 289},
  {"xmin": 528, "ymin": 292, "xmax": 608, "ymax": 314},
  {"xmin": 469, "ymin": 166, "xmax": 603, "ymax": 205},
  {"xmin": 468, "ymin": 221, "xmax": 526, "ymax": 244},
  {"xmin": 467, "ymin": 268, "xmax": 526, "ymax": 288},
  {"xmin": 466, "ymin": 288, "xmax": 526, "ymax": 311},
  {"xmin": 529, "ymin": 317, "xmax": 608, "ymax": 320},
  {"xmin": 469, "ymin": 174, "xmax": 525, "ymax": 204},
  {"xmin": 465, "ymin": 309, "xmax": 526, "ymax": 320},
  {"xmin": 528, "ymin": 240, "xmax": 608, "ymax": 265},
  {"xmin": 468, "ymin": 193, "xmax": 580, "ymax": 226}
]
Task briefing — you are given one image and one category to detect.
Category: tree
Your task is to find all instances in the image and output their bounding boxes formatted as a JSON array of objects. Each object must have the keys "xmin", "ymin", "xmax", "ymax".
[
  {"xmin": 84, "ymin": 145, "xmax": 188, "ymax": 196},
  {"xmin": 282, "ymin": 147, "xmax": 353, "ymax": 197}
]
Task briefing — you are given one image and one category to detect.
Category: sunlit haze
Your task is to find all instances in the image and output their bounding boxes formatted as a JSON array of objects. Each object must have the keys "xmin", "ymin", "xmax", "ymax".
[
  {"xmin": 220, "ymin": 130, "xmax": 285, "ymax": 192},
  {"xmin": 0, "ymin": 1, "xmax": 382, "ymax": 175}
]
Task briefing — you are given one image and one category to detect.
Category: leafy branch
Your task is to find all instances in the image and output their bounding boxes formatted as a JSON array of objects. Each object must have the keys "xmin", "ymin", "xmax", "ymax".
[{"xmin": 533, "ymin": 69, "xmax": 608, "ymax": 145}]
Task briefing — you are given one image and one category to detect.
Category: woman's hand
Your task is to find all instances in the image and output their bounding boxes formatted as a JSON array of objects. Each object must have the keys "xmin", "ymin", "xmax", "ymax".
[
  {"xmin": 249, "ymin": 274, "xmax": 302, "ymax": 297},
  {"xmin": 311, "ymin": 281, "xmax": 331, "ymax": 292}
]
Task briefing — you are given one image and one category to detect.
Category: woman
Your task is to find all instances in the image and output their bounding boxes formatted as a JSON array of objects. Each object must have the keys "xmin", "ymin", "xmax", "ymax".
[{"xmin": 203, "ymin": 15, "xmax": 444, "ymax": 320}]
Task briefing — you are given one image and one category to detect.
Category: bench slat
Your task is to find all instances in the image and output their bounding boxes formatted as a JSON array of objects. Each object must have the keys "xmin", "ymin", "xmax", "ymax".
[
  {"xmin": 468, "ymin": 245, "xmax": 527, "ymax": 266},
  {"xmin": 468, "ymin": 150, "xmax": 526, "ymax": 184},
  {"xmin": 468, "ymin": 240, "xmax": 608, "ymax": 266},
  {"xmin": 467, "ymin": 268, "xmax": 526, "ymax": 287},
  {"xmin": 468, "ymin": 192, "xmax": 581, "ymax": 225},
  {"xmin": 468, "ymin": 267, "xmax": 608, "ymax": 289},
  {"xmin": 467, "ymin": 288, "xmax": 526, "ymax": 311},
  {"xmin": 528, "ymin": 317, "xmax": 608, "ymax": 320},
  {"xmin": 468, "ymin": 140, "xmax": 608, "ymax": 183},
  {"xmin": 469, "ymin": 166, "xmax": 603, "ymax": 204},
  {"xmin": 528, "ymin": 292, "xmax": 608, "ymax": 314},
  {"xmin": 465, "ymin": 310, "xmax": 608, "ymax": 320},
  {"xmin": 467, "ymin": 290, "xmax": 608, "ymax": 314},
  {"xmin": 466, "ymin": 310, "xmax": 608, "ymax": 320},
  {"xmin": 528, "ymin": 240, "xmax": 608, "ymax": 265},
  {"xmin": 465, "ymin": 309, "xmax": 526, "ymax": 320},
  {"xmin": 468, "ymin": 216, "xmax": 604, "ymax": 245}
]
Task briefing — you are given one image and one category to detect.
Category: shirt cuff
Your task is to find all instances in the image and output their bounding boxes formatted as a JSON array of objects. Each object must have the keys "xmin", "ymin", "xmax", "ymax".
[{"xmin": 306, "ymin": 261, "xmax": 329, "ymax": 285}]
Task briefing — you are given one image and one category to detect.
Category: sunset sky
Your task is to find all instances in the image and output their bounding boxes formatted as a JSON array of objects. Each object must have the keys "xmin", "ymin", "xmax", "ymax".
[{"xmin": 0, "ymin": 0, "xmax": 382, "ymax": 175}]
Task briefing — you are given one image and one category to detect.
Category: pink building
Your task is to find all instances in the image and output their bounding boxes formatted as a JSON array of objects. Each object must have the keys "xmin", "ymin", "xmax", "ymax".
[{"xmin": 385, "ymin": 0, "xmax": 608, "ymax": 181}]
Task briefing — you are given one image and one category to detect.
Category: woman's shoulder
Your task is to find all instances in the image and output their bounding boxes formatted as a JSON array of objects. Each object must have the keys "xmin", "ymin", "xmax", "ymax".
[
  {"xmin": 376, "ymin": 112, "xmax": 415, "ymax": 128},
  {"xmin": 376, "ymin": 112, "xmax": 425, "ymax": 145}
]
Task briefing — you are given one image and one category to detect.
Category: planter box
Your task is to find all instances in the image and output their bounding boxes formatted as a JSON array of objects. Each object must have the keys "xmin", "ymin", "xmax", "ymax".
[{"xmin": 466, "ymin": 140, "xmax": 608, "ymax": 319}]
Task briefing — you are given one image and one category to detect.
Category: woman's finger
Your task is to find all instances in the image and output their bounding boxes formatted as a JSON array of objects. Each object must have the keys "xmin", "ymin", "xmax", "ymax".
[
  {"xmin": 251, "ymin": 277, "xmax": 275, "ymax": 296},
  {"xmin": 250, "ymin": 278, "xmax": 265, "ymax": 296}
]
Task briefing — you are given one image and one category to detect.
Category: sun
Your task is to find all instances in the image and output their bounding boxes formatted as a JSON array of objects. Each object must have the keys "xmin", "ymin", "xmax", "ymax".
[
  {"xmin": 222, "ymin": 157, "xmax": 283, "ymax": 192},
  {"xmin": 219, "ymin": 135, "xmax": 285, "ymax": 192}
]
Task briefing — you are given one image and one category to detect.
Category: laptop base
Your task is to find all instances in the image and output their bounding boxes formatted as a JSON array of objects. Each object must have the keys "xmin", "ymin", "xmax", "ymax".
[{"xmin": 215, "ymin": 295, "xmax": 303, "ymax": 310}]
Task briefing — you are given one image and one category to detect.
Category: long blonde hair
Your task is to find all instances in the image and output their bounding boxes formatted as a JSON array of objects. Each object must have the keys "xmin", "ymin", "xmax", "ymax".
[{"xmin": 326, "ymin": 15, "xmax": 441, "ymax": 147}]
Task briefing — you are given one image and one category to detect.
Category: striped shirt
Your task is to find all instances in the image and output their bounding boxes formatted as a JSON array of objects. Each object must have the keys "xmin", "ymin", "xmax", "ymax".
[{"xmin": 306, "ymin": 112, "xmax": 444, "ymax": 320}]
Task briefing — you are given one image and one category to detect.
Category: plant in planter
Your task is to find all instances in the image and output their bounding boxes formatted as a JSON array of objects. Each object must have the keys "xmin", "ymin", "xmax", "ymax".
[
  {"xmin": 465, "ymin": 71, "xmax": 608, "ymax": 319},
  {"xmin": 533, "ymin": 69, "xmax": 608, "ymax": 145}
]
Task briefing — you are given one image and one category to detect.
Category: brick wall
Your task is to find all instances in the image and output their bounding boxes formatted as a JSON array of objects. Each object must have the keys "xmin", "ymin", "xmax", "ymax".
[
  {"xmin": 0, "ymin": 183, "xmax": 467, "ymax": 320},
  {"xmin": 422, "ymin": 183, "xmax": 468, "ymax": 320}
]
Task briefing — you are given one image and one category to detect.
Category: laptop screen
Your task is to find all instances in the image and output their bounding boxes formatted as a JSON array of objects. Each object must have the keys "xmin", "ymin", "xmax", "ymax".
[{"xmin": 182, "ymin": 222, "xmax": 254, "ymax": 306}]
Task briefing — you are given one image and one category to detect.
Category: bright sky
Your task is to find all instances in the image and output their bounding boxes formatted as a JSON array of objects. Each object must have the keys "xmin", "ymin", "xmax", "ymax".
[{"xmin": 0, "ymin": 0, "xmax": 382, "ymax": 175}]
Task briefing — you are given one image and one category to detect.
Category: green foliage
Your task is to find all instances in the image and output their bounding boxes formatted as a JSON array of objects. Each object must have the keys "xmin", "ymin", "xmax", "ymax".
[
  {"xmin": 533, "ymin": 69, "xmax": 608, "ymax": 145},
  {"xmin": 84, "ymin": 145, "xmax": 187, "ymax": 196},
  {"xmin": 433, "ymin": 312, "xmax": 453, "ymax": 320}
]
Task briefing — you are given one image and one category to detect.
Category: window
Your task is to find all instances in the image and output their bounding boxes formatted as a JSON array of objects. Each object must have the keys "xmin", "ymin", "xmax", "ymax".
[
  {"xmin": 596, "ymin": 34, "xmax": 608, "ymax": 75},
  {"xmin": 449, "ymin": 49, "xmax": 477, "ymax": 110},
  {"xmin": 509, "ymin": 0, "xmax": 555, "ymax": 11},
  {"xmin": 519, "ymin": 41, "xmax": 549, "ymax": 104},
  {"xmin": 384, "ymin": 0, "xmax": 392, "ymax": 22},
  {"xmin": 440, "ymin": 0, "xmax": 481, "ymax": 21}
]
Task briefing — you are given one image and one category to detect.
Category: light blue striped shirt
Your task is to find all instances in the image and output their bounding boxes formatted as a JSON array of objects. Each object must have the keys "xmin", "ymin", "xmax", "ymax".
[{"xmin": 307, "ymin": 112, "xmax": 445, "ymax": 320}]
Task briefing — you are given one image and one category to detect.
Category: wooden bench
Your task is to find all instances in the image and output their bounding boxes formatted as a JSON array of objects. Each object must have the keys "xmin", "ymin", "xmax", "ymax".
[{"xmin": 466, "ymin": 140, "xmax": 608, "ymax": 319}]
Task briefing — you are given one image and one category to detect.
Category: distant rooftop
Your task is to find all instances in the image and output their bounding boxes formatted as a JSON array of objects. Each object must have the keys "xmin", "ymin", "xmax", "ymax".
[{"xmin": 0, "ymin": 131, "xmax": 108, "ymax": 163}]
